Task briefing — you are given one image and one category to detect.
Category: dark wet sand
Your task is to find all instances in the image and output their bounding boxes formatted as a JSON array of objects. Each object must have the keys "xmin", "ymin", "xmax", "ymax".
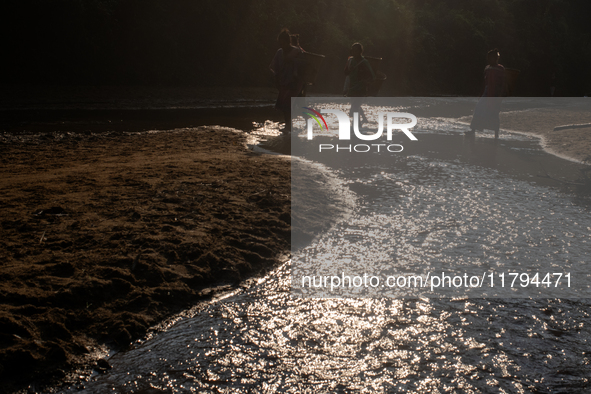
[{"xmin": 0, "ymin": 126, "xmax": 346, "ymax": 393}]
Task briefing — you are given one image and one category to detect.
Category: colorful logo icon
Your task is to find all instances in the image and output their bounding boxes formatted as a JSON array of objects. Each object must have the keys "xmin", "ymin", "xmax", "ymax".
[{"xmin": 302, "ymin": 107, "xmax": 329, "ymax": 132}]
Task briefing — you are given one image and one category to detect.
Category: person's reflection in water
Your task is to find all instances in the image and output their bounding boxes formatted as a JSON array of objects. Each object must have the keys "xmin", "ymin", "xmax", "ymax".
[{"xmin": 463, "ymin": 132, "xmax": 500, "ymax": 168}]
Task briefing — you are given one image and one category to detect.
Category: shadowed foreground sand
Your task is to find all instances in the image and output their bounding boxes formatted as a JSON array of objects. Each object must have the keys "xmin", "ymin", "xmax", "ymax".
[{"xmin": 0, "ymin": 127, "xmax": 345, "ymax": 392}]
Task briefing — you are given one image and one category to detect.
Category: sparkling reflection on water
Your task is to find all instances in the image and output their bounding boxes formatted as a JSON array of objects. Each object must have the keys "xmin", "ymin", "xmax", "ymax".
[
  {"xmin": 294, "ymin": 156, "xmax": 591, "ymax": 298},
  {"xmin": 70, "ymin": 109, "xmax": 591, "ymax": 393},
  {"xmin": 71, "ymin": 266, "xmax": 591, "ymax": 393}
]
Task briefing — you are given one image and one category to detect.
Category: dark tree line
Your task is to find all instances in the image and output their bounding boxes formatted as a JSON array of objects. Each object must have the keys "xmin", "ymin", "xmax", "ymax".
[{"xmin": 1, "ymin": 0, "xmax": 590, "ymax": 96}]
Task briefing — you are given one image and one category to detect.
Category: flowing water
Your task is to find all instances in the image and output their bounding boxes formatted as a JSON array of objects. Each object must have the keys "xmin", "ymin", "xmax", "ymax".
[{"xmin": 61, "ymin": 102, "xmax": 591, "ymax": 393}]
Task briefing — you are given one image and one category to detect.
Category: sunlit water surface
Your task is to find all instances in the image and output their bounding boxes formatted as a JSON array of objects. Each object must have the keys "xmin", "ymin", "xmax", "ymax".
[{"xmin": 64, "ymin": 106, "xmax": 591, "ymax": 393}]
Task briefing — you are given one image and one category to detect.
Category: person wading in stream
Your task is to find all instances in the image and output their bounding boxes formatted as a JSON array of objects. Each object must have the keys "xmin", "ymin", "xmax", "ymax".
[
  {"xmin": 269, "ymin": 28, "xmax": 304, "ymax": 133},
  {"xmin": 344, "ymin": 42, "xmax": 375, "ymax": 126},
  {"xmin": 468, "ymin": 48, "xmax": 506, "ymax": 139}
]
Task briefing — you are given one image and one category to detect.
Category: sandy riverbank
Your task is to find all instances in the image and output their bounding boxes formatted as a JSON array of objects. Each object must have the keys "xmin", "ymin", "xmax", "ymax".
[
  {"xmin": 459, "ymin": 104, "xmax": 591, "ymax": 164},
  {"xmin": 500, "ymin": 107, "xmax": 591, "ymax": 164},
  {"xmin": 0, "ymin": 127, "xmax": 347, "ymax": 393}
]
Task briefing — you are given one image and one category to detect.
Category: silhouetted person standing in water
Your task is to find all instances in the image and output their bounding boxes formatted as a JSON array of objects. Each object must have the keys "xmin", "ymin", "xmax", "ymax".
[
  {"xmin": 344, "ymin": 42, "xmax": 375, "ymax": 125},
  {"xmin": 269, "ymin": 28, "xmax": 304, "ymax": 133},
  {"xmin": 290, "ymin": 34, "xmax": 307, "ymax": 97},
  {"xmin": 469, "ymin": 48, "xmax": 506, "ymax": 139}
]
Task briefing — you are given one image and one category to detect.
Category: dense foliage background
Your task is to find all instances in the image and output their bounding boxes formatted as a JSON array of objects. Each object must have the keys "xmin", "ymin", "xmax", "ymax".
[{"xmin": 2, "ymin": 0, "xmax": 590, "ymax": 95}]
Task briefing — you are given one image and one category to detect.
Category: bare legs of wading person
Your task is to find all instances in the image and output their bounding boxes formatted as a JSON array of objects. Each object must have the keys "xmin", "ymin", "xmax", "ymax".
[
  {"xmin": 350, "ymin": 97, "xmax": 368, "ymax": 125},
  {"xmin": 468, "ymin": 96, "xmax": 502, "ymax": 139},
  {"xmin": 282, "ymin": 109, "xmax": 291, "ymax": 135}
]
